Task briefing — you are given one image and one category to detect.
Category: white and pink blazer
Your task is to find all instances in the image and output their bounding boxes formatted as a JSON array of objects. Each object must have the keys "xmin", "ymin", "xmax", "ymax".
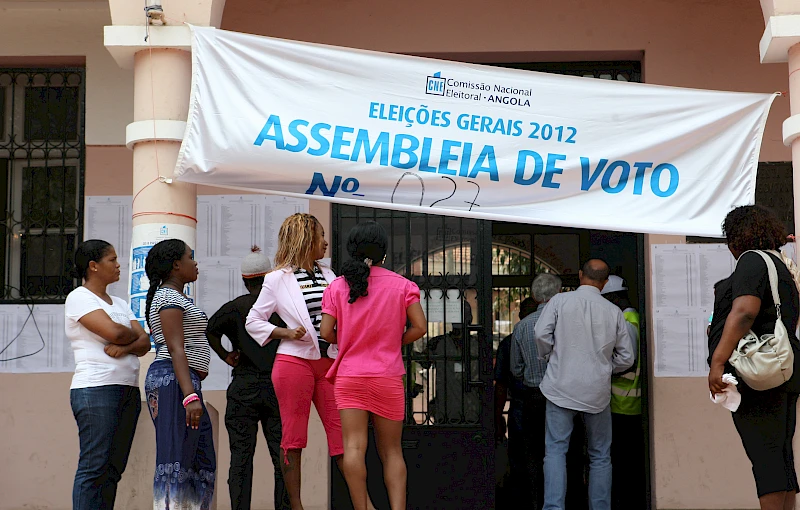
[{"xmin": 245, "ymin": 262, "xmax": 338, "ymax": 360}]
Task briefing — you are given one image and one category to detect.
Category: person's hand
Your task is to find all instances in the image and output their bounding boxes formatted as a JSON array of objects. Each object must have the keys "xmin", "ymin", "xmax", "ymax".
[
  {"xmin": 224, "ymin": 351, "xmax": 240, "ymax": 368},
  {"xmin": 494, "ymin": 416, "xmax": 507, "ymax": 445},
  {"xmin": 287, "ymin": 326, "xmax": 306, "ymax": 340},
  {"xmin": 185, "ymin": 400, "xmax": 203, "ymax": 430},
  {"xmin": 104, "ymin": 344, "xmax": 128, "ymax": 358},
  {"xmin": 708, "ymin": 362, "xmax": 727, "ymax": 395}
]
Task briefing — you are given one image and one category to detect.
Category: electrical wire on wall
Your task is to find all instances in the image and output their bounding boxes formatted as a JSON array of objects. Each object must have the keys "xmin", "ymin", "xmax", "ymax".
[{"xmin": 0, "ymin": 286, "xmax": 45, "ymax": 362}]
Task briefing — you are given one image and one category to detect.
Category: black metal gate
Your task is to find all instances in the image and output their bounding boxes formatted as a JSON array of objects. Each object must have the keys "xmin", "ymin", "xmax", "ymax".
[{"xmin": 331, "ymin": 205, "xmax": 495, "ymax": 509}]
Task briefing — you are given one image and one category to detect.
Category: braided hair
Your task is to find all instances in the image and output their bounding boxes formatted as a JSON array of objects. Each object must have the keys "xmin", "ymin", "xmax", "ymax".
[
  {"xmin": 144, "ymin": 239, "xmax": 187, "ymax": 330},
  {"xmin": 341, "ymin": 221, "xmax": 387, "ymax": 303}
]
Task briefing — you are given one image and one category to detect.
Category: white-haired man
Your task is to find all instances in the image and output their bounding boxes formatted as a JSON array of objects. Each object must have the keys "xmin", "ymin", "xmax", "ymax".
[{"xmin": 510, "ymin": 272, "xmax": 562, "ymax": 509}]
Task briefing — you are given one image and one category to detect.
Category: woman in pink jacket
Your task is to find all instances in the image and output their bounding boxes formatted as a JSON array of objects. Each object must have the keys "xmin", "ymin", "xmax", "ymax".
[
  {"xmin": 320, "ymin": 221, "xmax": 427, "ymax": 510},
  {"xmin": 245, "ymin": 213, "xmax": 341, "ymax": 510}
]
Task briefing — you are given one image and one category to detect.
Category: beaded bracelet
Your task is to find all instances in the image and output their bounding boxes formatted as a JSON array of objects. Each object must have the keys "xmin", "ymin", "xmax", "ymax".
[{"xmin": 182, "ymin": 393, "xmax": 200, "ymax": 408}]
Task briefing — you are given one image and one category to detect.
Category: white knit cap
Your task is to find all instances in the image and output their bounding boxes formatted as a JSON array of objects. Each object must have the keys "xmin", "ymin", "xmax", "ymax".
[
  {"xmin": 601, "ymin": 275, "xmax": 627, "ymax": 295},
  {"xmin": 241, "ymin": 246, "xmax": 271, "ymax": 278}
]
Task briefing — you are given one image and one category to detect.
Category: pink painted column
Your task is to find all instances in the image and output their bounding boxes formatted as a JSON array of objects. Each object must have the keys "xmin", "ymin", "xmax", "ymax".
[
  {"xmin": 760, "ymin": 4, "xmax": 800, "ymax": 260},
  {"xmin": 790, "ymin": 45, "xmax": 800, "ymax": 241}
]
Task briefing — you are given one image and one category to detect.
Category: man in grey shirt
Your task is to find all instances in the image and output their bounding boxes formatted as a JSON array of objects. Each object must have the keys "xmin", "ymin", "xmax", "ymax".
[
  {"xmin": 534, "ymin": 259, "xmax": 634, "ymax": 510},
  {"xmin": 509, "ymin": 273, "xmax": 562, "ymax": 509}
]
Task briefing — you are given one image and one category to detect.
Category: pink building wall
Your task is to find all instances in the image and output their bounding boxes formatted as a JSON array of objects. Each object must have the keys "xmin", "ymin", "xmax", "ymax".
[{"xmin": 0, "ymin": 0, "xmax": 792, "ymax": 508}]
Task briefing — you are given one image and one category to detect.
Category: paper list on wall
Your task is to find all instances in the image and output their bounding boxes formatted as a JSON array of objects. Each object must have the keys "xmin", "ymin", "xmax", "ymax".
[
  {"xmin": 653, "ymin": 308, "xmax": 711, "ymax": 377},
  {"xmin": 195, "ymin": 257, "xmax": 249, "ymax": 391},
  {"xmin": 196, "ymin": 197, "xmax": 217, "ymax": 259},
  {"xmin": 84, "ymin": 196, "xmax": 132, "ymax": 299},
  {"xmin": 196, "ymin": 195, "xmax": 309, "ymax": 259},
  {"xmin": 650, "ymin": 244, "xmax": 735, "ymax": 377},
  {"xmin": 652, "ymin": 245, "xmax": 697, "ymax": 308},
  {"xmin": 697, "ymin": 244, "xmax": 736, "ymax": 308},
  {"xmin": 0, "ymin": 305, "xmax": 73, "ymax": 373},
  {"xmin": 262, "ymin": 196, "xmax": 310, "ymax": 263}
]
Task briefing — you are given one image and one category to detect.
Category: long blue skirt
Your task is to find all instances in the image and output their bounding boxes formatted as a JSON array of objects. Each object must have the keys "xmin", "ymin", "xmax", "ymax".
[{"xmin": 145, "ymin": 360, "xmax": 216, "ymax": 510}]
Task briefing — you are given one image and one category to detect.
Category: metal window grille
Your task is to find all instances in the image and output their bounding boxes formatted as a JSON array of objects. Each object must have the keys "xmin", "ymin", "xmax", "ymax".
[{"xmin": 0, "ymin": 68, "xmax": 85, "ymax": 303}]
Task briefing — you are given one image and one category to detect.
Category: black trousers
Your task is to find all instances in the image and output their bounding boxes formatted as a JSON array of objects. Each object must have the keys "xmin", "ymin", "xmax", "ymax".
[
  {"xmin": 508, "ymin": 388, "xmax": 547, "ymax": 510},
  {"xmin": 611, "ymin": 413, "xmax": 646, "ymax": 509},
  {"xmin": 226, "ymin": 368, "xmax": 290, "ymax": 510}
]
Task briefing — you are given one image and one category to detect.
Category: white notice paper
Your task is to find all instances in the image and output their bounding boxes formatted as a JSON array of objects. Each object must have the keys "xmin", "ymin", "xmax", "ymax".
[
  {"xmin": 651, "ymin": 244, "xmax": 697, "ymax": 308},
  {"xmin": 0, "ymin": 304, "xmax": 73, "ymax": 373},
  {"xmin": 650, "ymin": 244, "xmax": 736, "ymax": 377},
  {"xmin": 85, "ymin": 196, "xmax": 133, "ymax": 300},
  {"xmin": 195, "ymin": 257, "xmax": 248, "ymax": 392},
  {"xmin": 653, "ymin": 308, "xmax": 711, "ymax": 377},
  {"xmin": 196, "ymin": 195, "xmax": 309, "ymax": 260}
]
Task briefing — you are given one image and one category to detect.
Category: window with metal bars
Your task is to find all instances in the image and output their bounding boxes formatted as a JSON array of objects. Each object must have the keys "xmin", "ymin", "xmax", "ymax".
[{"xmin": 0, "ymin": 68, "xmax": 85, "ymax": 303}]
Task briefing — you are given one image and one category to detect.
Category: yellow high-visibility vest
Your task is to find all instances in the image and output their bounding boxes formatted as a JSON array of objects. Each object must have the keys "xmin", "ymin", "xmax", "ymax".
[{"xmin": 611, "ymin": 309, "xmax": 641, "ymax": 415}]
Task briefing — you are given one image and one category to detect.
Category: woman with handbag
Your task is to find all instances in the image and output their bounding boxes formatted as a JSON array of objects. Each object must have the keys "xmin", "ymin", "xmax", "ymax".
[{"xmin": 708, "ymin": 205, "xmax": 800, "ymax": 510}]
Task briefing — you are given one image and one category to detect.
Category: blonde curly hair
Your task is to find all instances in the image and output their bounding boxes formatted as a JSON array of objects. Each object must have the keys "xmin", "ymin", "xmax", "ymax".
[{"xmin": 274, "ymin": 213, "xmax": 322, "ymax": 270}]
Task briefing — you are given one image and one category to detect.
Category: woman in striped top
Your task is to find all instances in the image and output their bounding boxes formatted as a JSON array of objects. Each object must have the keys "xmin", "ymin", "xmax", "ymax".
[
  {"xmin": 246, "ymin": 213, "xmax": 346, "ymax": 510},
  {"xmin": 143, "ymin": 239, "xmax": 216, "ymax": 510}
]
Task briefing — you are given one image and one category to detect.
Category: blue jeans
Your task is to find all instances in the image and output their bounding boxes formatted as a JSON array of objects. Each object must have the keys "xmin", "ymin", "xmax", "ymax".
[
  {"xmin": 543, "ymin": 399, "xmax": 612, "ymax": 510},
  {"xmin": 71, "ymin": 385, "xmax": 141, "ymax": 510}
]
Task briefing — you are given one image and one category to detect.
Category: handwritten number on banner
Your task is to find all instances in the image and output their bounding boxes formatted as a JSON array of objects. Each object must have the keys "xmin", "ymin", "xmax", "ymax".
[
  {"xmin": 391, "ymin": 172, "xmax": 425, "ymax": 206},
  {"xmin": 464, "ymin": 181, "xmax": 481, "ymax": 211},
  {"xmin": 391, "ymin": 173, "xmax": 482, "ymax": 211},
  {"xmin": 430, "ymin": 176, "xmax": 457, "ymax": 208}
]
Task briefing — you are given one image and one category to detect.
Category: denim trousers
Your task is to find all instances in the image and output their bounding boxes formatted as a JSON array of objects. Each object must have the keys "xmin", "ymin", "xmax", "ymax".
[
  {"xmin": 543, "ymin": 399, "xmax": 612, "ymax": 510},
  {"xmin": 71, "ymin": 385, "xmax": 141, "ymax": 510}
]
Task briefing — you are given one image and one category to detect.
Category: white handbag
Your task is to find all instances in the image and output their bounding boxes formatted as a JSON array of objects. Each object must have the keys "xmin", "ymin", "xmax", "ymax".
[{"xmin": 728, "ymin": 250, "xmax": 794, "ymax": 391}]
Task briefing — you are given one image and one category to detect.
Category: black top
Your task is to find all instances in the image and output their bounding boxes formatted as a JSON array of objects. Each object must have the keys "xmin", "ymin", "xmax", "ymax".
[
  {"xmin": 206, "ymin": 294, "xmax": 286, "ymax": 375},
  {"xmin": 708, "ymin": 251, "xmax": 800, "ymax": 367},
  {"xmin": 493, "ymin": 334, "xmax": 527, "ymax": 402}
]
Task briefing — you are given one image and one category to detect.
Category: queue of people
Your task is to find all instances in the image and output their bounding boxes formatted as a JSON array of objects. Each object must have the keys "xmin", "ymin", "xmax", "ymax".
[
  {"xmin": 64, "ymin": 204, "xmax": 800, "ymax": 510},
  {"xmin": 496, "ymin": 262, "xmax": 640, "ymax": 510},
  {"xmin": 64, "ymin": 214, "xmax": 424, "ymax": 510}
]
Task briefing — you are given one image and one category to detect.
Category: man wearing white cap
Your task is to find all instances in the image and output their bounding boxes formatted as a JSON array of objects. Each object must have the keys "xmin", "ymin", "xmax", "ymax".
[
  {"xmin": 600, "ymin": 275, "xmax": 644, "ymax": 510},
  {"xmin": 206, "ymin": 247, "xmax": 290, "ymax": 510}
]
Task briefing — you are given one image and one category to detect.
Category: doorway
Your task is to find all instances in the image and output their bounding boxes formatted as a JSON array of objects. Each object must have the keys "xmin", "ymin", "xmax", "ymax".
[{"xmin": 329, "ymin": 205, "xmax": 649, "ymax": 509}]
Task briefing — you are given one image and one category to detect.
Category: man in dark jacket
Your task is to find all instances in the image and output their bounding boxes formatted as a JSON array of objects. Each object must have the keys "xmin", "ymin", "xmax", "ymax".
[{"xmin": 206, "ymin": 247, "xmax": 290, "ymax": 510}]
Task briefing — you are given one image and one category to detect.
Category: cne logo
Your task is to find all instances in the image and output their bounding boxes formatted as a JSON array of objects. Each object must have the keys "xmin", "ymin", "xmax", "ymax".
[
  {"xmin": 160, "ymin": 225, "xmax": 168, "ymax": 235},
  {"xmin": 426, "ymin": 72, "xmax": 445, "ymax": 96}
]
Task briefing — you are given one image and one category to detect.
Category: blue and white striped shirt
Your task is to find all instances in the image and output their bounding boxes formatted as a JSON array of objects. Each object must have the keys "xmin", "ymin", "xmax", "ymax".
[{"xmin": 510, "ymin": 303, "xmax": 549, "ymax": 388}]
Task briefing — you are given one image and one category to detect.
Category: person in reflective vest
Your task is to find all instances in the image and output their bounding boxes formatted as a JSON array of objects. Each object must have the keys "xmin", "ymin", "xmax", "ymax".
[{"xmin": 601, "ymin": 275, "xmax": 645, "ymax": 509}]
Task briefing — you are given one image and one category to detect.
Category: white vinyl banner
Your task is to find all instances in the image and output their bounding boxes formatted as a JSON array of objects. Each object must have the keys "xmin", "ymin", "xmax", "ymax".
[{"xmin": 174, "ymin": 27, "xmax": 776, "ymax": 236}]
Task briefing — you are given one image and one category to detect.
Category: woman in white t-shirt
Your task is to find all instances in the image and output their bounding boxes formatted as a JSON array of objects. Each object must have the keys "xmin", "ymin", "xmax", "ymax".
[{"xmin": 65, "ymin": 239, "xmax": 151, "ymax": 510}]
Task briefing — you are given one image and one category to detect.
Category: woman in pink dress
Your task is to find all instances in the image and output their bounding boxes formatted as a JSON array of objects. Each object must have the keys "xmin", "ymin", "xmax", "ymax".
[{"xmin": 320, "ymin": 221, "xmax": 427, "ymax": 510}]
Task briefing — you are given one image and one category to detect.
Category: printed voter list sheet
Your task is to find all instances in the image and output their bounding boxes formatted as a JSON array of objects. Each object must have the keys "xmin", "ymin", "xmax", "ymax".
[
  {"xmin": 651, "ymin": 244, "xmax": 735, "ymax": 377},
  {"xmin": 196, "ymin": 257, "xmax": 243, "ymax": 318},
  {"xmin": 195, "ymin": 257, "xmax": 244, "ymax": 391},
  {"xmin": 196, "ymin": 195, "xmax": 308, "ymax": 259},
  {"xmin": 697, "ymin": 244, "xmax": 735, "ymax": 308},
  {"xmin": 653, "ymin": 308, "xmax": 711, "ymax": 377},
  {"xmin": 85, "ymin": 196, "xmax": 133, "ymax": 299},
  {"xmin": 262, "ymin": 195, "xmax": 309, "ymax": 263},
  {"xmin": 0, "ymin": 305, "xmax": 73, "ymax": 373},
  {"xmin": 651, "ymin": 244, "xmax": 699, "ymax": 308}
]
